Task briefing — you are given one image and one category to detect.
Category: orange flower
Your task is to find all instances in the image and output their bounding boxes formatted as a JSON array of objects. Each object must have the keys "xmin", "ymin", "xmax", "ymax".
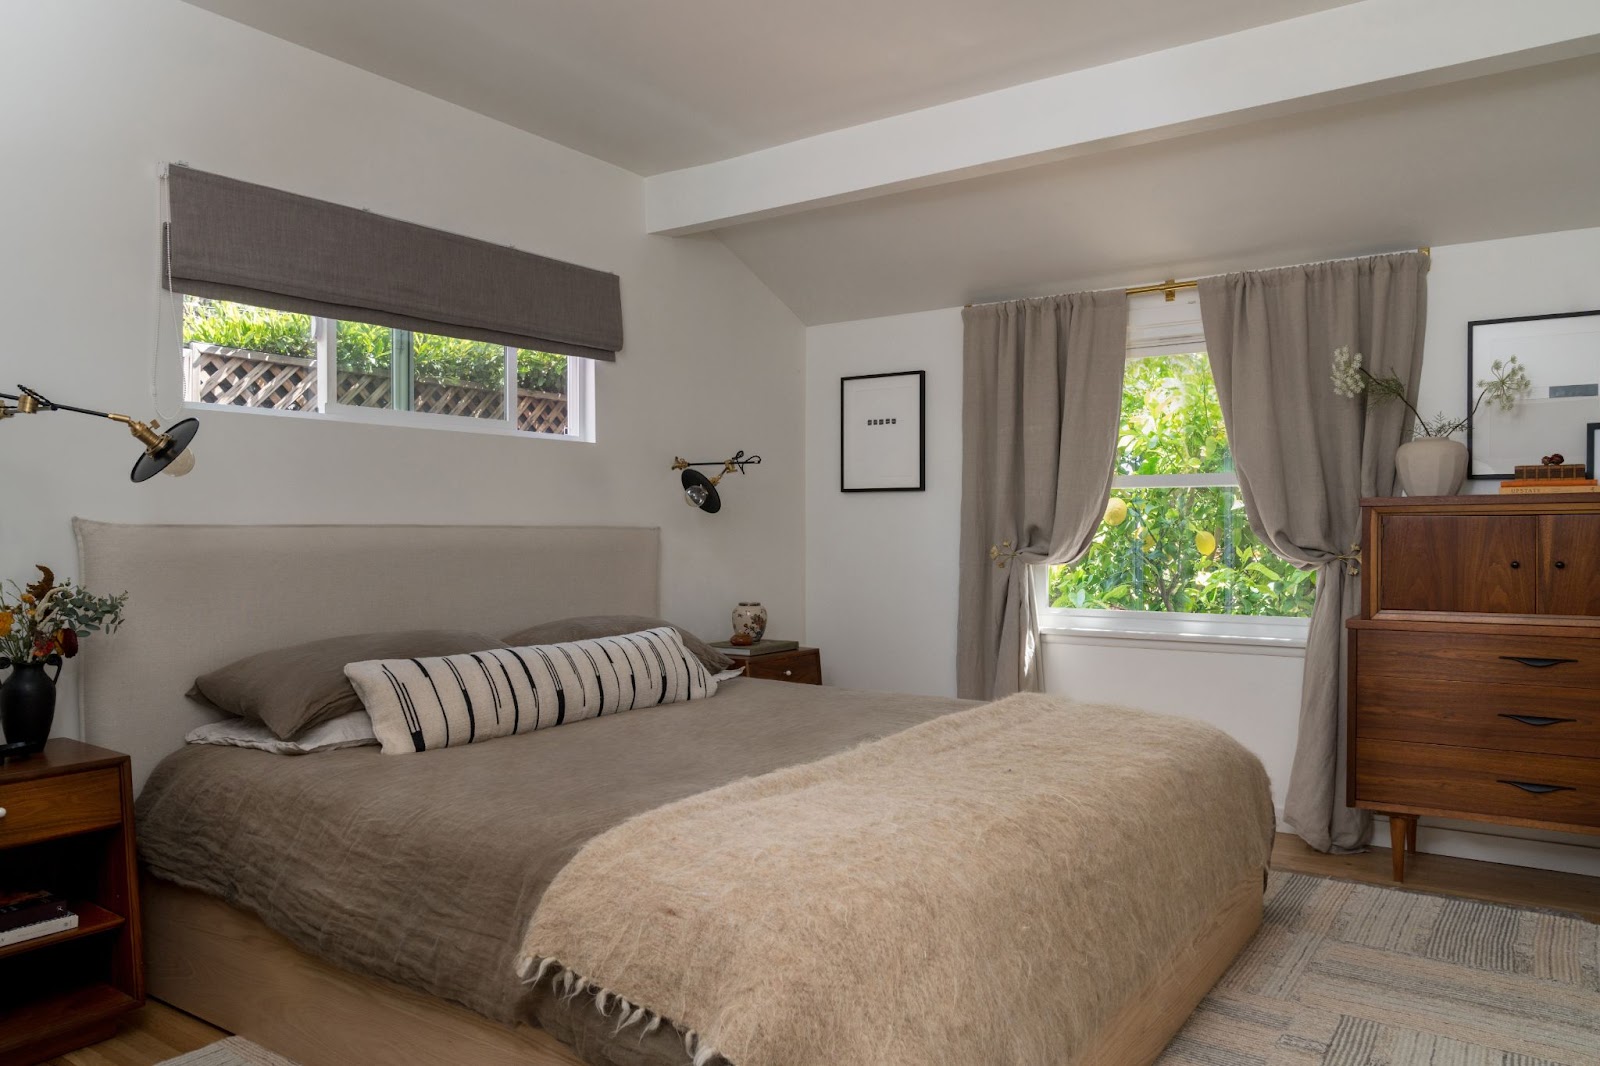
[{"xmin": 0, "ymin": 611, "xmax": 12, "ymax": 637}]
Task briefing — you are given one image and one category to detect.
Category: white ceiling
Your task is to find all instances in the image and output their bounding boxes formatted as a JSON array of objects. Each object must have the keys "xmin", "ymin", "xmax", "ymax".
[
  {"xmin": 178, "ymin": 0, "xmax": 1600, "ymax": 326},
  {"xmin": 177, "ymin": 0, "xmax": 1354, "ymax": 175},
  {"xmin": 716, "ymin": 55, "xmax": 1600, "ymax": 323}
]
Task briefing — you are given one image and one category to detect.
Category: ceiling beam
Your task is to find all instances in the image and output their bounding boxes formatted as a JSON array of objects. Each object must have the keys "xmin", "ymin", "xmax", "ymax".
[{"xmin": 644, "ymin": 0, "xmax": 1600, "ymax": 235}]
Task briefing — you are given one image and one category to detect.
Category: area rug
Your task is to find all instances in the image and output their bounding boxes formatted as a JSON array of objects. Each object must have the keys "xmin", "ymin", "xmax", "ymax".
[
  {"xmin": 1157, "ymin": 872, "xmax": 1600, "ymax": 1066},
  {"xmin": 158, "ymin": 873, "xmax": 1599, "ymax": 1066},
  {"xmin": 157, "ymin": 1037, "xmax": 300, "ymax": 1066}
]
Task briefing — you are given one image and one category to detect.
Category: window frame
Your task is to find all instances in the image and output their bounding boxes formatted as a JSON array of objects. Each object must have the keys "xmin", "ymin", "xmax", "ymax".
[
  {"xmin": 183, "ymin": 308, "xmax": 594, "ymax": 443},
  {"xmin": 1035, "ymin": 293, "xmax": 1309, "ymax": 653}
]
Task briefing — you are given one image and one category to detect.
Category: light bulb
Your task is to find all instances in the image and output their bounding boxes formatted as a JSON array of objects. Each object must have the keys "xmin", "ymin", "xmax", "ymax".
[
  {"xmin": 684, "ymin": 483, "xmax": 708, "ymax": 508},
  {"xmin": 162, "ymin": 448, "xmax": 196, "ymax": 478}
]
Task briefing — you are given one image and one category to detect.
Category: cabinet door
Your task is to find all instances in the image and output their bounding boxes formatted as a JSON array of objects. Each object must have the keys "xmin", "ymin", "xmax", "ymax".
[
  {"xmin": 1539, "ymin": 514, "xmax": 1600, "ymax": 617},
  {"xmin": 1379, "ymin": 515, "xmax": 1537, "ymax": 614}
]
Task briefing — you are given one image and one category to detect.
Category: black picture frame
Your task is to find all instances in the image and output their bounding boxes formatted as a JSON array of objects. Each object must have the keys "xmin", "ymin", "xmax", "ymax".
[
  {"xmin": 840, "ymin": 370, "xmax": 926, "ymax": 492},
  {"xmin": 1588, "ymin": 422, "xmax": 1600, "ymax": 481},
  {"xmin": 1467, "ymin": 308, "xmax": 1600, "ymax": 480}
]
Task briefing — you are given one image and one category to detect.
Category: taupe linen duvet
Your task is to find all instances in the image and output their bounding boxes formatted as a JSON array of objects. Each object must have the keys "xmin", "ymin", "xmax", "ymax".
[{"xmin": 136, "ymin": 678, "xmax": 972, "ymax": 1063}]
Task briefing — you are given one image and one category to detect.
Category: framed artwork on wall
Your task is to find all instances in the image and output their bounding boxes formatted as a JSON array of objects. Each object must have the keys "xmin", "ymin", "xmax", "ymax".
[
  {"xmin": 1467, "ymin": 309, "xmax": 1600, "ymax": 480},
  {"xmin": 841, "ymin": 370, "xmax": 925, "ymax": 492}
]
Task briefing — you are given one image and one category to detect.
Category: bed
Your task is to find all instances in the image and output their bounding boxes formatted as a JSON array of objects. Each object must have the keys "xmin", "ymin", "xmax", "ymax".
[{"xmin": 75, "ymin": 519, "xmax": 1271, "ymax": 1066}]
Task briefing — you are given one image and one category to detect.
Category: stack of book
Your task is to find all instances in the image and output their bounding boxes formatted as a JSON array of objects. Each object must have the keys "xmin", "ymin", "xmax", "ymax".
[
  {"xmin": 709, "ymin": 638, "xmax": 799, "ymax": 658},
  {"xmin": 1500, "ymin": 462, "xmax": 1599, "ymax": 494},
  {"xmin": 0, "ymin": 890, "xmax": 78, "ymax": 948}
]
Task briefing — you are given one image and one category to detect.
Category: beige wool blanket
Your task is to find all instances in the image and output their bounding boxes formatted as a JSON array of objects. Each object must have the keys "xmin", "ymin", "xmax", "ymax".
[{"xmin": 516, "ymin": 693, "xmax": 1275, "ymax": 1066}]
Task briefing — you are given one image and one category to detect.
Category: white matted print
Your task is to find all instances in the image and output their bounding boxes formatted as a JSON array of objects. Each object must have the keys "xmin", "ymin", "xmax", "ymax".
[
  {"xmin": 841, "ymin": 371, "xmax": 925, "ymax": 491},
  {"xmin": 1468, "ymin": 310, "xmax": 1600, "ymax": 479}
]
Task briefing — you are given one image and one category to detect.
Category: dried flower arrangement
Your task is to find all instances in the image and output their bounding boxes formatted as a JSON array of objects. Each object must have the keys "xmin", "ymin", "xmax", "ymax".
[
  {"xmin": 0, "ymin": 565, "xmax": 127, "ymax": 667},
  {"xmin": 1330, "ymin": 346, "xmax": 1530, "ymax": 438}
]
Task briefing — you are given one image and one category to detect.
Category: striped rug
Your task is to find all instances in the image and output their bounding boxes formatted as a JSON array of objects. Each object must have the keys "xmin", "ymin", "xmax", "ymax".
[
  {"xmin": 157, "ymin": 1038, "xmax": 300, "ymax": 1066},
  {"xmin": 159, "ymin": 873, "xmax": 1598, "ymax": 1066},
  {"xmin": 1158, "ymin": 872, "xmax": 1600, "ymax": 1066}
]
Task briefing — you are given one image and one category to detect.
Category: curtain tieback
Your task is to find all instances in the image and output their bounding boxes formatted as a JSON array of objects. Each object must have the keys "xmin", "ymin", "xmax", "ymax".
[
  {"xmin": 1333, "ymin": 542, "xmax": 1362, "ymax": 576},
  {"xmin": 990, "ymin": 540, "xmax": 1026, "ymax": 569}
]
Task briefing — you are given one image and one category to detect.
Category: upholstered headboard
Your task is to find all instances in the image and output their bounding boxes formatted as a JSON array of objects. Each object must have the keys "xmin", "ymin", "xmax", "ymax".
[{"xmin": 74, "ymin": 520, "xmax": 660, "ymax": 792}]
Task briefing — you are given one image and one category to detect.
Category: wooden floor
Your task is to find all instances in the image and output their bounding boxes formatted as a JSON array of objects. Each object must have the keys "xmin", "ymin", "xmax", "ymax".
[{"xmin": 55, "ymin": 832, "xmax": 1600, "ymax": 1066}]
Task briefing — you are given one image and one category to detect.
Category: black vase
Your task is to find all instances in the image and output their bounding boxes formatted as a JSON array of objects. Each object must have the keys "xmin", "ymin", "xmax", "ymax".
[{"xmin": 0, "ymin": 656, "xmax": 62, "ymax": 754}]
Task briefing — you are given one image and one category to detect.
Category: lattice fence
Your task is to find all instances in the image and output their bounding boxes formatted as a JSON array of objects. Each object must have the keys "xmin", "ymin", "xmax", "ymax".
[{"xmin": 184, "ymin": 346, "xmax": 568, "ymax": 434}]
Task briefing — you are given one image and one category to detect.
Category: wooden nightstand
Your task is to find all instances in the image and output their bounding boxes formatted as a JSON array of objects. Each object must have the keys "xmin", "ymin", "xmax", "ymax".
[
  {"xmin": 737, "ymin": 647, "xmax": 822, "ymax": 685},
  {"xmin": 0, "ymin": 740, "xmax": 144, "ymax": 1065}
]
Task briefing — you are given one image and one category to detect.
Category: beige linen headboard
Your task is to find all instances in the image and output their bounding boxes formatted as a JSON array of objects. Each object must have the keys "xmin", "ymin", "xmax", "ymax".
[{"xmin": 73, "ymin": 520, "xmax": 660, "ymax": 792}]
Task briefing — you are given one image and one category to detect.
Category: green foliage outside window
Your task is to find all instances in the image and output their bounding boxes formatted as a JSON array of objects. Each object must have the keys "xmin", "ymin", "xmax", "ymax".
[
  {"xmin": 183, "ymin": 297, "xmax": 566, "ymax": 392},
  {"xmin": 1048, "ymin": 354, "xmax": 1315, "ymax": 616}
]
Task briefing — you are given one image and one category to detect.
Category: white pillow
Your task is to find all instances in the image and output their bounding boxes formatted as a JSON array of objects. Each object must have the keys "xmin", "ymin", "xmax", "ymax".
[
  {"xmin": 186, "ymin": 711, "xmax": 377, "ymax": 754},
  {"xmin": 345, "ymin": 627, "xmax": 718, "ymax": 755}
]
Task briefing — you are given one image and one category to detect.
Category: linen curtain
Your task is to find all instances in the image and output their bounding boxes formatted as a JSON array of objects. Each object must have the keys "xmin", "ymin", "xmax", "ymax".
[
  {"xmin": 957, "ymin": 291, "xmax": 1128, "ymax": 700},
  {"xmin": 165, "ymin": 165, "xmax": 623, "ymax": 361},
  {"xmin": 1199, "ymin": 252, "xmax": 1429, "ymax": 853}
]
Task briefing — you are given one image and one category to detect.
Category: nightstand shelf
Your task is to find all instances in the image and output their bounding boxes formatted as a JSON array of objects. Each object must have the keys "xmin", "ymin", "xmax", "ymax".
[
  {"xmin": 0, "ymin": 740, "xmax": 144, "ymax": 1065},
  {"xmin": 0, "ymin": 900, "xmax": 124, "ymax": 962}
]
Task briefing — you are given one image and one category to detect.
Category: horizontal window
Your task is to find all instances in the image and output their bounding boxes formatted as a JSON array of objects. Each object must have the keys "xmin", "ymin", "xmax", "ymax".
[{"xmin": 182, "ymin": 297, "xmax": 585, "ymax": 439}]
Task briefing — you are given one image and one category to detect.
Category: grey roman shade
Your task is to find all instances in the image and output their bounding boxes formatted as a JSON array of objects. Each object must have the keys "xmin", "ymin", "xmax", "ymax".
[{"xmin": 165, "ymin": 166, "xmax": 622, "ymax": 361}]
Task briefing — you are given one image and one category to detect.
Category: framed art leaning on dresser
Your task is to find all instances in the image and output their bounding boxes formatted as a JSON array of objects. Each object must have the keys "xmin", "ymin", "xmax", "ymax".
[{"xmin": 1346, "ymin": 494, "xmax": 1600, "ymax": 881}]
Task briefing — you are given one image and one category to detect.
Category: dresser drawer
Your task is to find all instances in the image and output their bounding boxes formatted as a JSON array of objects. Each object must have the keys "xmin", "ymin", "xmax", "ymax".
[
  {"xmin": 1358, "ymin": 628, "xmax": 1600, "ymax": 691},
  {"xmin": 742, "ymin": 649, "xmax": 821, "ymax": 685},
  {"xmin": 1354, "ymin": 740, "xmax": 1600, "ymax": 830},
  {"xmin": 0, "ymin": 767, "xmax": 123, "ymax": 847},
  {"xmin": 1354, "ymin": 674, "xmax": 1600, "ymax": 757}
]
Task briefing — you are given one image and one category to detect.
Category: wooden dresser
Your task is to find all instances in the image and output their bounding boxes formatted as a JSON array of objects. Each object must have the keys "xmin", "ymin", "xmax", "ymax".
[{"xmin": 1348, "ymin": 495, "xmax": 1600, "ymax": 880}]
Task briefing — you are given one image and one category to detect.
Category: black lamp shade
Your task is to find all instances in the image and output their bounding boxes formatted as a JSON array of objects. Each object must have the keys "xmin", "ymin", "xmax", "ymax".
[
  {"xmin": 681, "ymin": 468, "xmax": 721, "ymax": 513},
  {"xmin": 131, "ymin": 417, "xmax": 200, "ymax": 483}
]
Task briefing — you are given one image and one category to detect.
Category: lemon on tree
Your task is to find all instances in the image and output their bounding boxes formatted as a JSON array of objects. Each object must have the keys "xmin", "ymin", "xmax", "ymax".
[
  {"xmin": 1195, "ymin": 530, "xmax": 1217, "ymax": 556},
  {"xmin": 1103, "ymin": 496, "xmax": 1128, "ymax": 527}
]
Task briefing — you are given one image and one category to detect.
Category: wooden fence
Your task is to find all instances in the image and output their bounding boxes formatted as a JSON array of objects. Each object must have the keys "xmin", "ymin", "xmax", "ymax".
[{"xmin": 184, "ymin": 346, "xmax": 568, "ymax": 435}]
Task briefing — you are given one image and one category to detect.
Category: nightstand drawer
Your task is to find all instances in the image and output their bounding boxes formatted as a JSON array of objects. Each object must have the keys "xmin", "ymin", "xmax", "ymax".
[
  {"xmin": 741, "ymin": 648, "xmax": 822, "ymax": 685},
  {"xmin": 0, "ymin": 767, "xmax": 123, "ymax": 847}
]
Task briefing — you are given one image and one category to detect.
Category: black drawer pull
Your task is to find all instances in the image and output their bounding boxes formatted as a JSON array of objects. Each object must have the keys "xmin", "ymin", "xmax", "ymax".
[
  {"xmin": 1500, "ymin": 655, "xmax": 1579, "ymax": 668},
  {"xmin": 1554, "ymin": 560, "xmax": 1567, "ymax": 570},
  {"xmin": 1498, "ymin": 780, "xmax": 1576, "ymax": 795},
  {"xmin": 1498, "ymin": 713, "xmax": 1578, "ymax": 727}
]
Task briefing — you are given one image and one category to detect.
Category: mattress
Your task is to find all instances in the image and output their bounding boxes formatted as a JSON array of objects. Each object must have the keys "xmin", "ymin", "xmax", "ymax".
[{"xmin": 136, "ymin": 677, "xmax": 973, "ymax": 1054}]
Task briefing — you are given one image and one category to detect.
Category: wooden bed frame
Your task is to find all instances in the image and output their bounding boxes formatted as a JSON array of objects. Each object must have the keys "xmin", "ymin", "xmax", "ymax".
[{"xmin": 144, "ymin": 873, "xmax": 1262, "ymax": 1066}]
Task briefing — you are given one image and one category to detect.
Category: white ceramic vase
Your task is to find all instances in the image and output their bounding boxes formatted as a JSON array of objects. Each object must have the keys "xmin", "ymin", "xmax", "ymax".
[
  {"xmin": 1395, "ymin": 437, "xmax": 1468, "ymax": 497},
  {"xmin": 732, "ymin": 602, "xmax": 768, "ymax": 643}
]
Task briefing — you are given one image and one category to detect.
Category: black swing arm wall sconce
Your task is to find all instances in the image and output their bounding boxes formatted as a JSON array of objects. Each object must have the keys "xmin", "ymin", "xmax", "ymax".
[
  {"xmin": 670, "ymin": 450, "xmax": 761, "ymax": 513},
  {"xmin": 0, "ymin": 385, "xmax": 200, "ymax": 482}
]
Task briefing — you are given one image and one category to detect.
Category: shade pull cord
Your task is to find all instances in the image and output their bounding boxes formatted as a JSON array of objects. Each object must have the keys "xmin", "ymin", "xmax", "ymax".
[{"xmin": 151, "ymin": 166, "xmax": 182, "ymax": 424}]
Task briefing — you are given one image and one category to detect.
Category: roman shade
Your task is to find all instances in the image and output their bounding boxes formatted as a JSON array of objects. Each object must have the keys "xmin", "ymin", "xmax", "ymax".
[{"xmin": 164, "ymin": 166, "xmax": 623, "ymax": 361}]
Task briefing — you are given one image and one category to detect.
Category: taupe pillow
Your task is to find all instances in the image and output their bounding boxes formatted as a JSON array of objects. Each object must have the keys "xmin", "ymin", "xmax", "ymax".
[
  {"xmin": 502, "ymin": 615, "xmax": 734, "ymax": 672},
  {"xmin": 189, "ymin": 630, "xmax": 509, "ymax": 740}
]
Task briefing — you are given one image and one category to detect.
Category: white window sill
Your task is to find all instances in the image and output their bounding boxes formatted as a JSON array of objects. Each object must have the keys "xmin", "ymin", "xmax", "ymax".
[
  {"xmin": 181, "ymin": 400, "xmax": 594, "ymax": 443},
  {"xmin": 1038, "ymin": 612, "xmax": 1309, "ymax": 657}
]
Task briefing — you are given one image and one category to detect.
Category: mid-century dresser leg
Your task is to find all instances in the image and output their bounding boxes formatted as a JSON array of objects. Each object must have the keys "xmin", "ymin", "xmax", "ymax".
[
  {"xmin": 1405, "ymin": 816, "xmax": 1417, "ymax": 854},
  {"xmin": 1389, "ymin": 815, "xmax": 1408, "ymax": 882}
]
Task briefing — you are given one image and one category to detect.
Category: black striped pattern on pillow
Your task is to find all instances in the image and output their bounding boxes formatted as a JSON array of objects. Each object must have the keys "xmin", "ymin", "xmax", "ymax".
[{"xmin": 344, "ymin": 627, "xmax": 717, "ymax": 754}]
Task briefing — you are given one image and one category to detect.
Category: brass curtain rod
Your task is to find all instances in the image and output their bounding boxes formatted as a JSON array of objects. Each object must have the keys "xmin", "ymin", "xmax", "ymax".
[{"xmin": 966, "ymin": 247, "xmax": 1430, "ymax": 306}]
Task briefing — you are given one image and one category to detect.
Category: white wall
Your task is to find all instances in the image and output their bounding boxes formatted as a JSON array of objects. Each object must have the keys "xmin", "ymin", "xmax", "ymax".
[
  {"xmin": 0, "ymin": 0, "xmax": 805, "ymax": 739},
  {"xmin": 805, "ymin": 227, "xmax": 1600, "ymax": 875},
  {"xmin": 1418, "ymin": 225, "xmax": 1600, "ymax": 494}
]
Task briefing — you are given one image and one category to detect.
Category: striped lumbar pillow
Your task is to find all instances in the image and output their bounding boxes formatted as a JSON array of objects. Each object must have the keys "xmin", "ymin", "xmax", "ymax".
[{"xmin": 344, "ymin": 627, "xmax": 718, "ymax": 754}]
